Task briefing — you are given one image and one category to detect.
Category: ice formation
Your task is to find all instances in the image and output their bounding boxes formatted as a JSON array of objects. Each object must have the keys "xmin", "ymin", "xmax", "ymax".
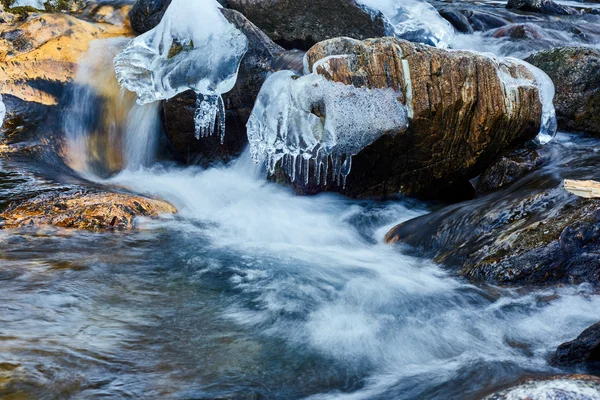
[
  {"xmin": 114, "ymin": 0, "xmax": 248, "ymax": 142},
  {"xmin": 0, "ymin": 95, "xmax": 5, "ymax": 128},
  {"xmin": 492, "ymin": 56, "xmax": 557, "ymax": 145},
  {"xmin": 247, "ymin": 70, "xmax": 408, "ymax": 187},
  {"xmin": 357, "ymin": 0, "xmax": 454, "ymax": 48},
  {"xmin": 10, "ymin": 0, "xmax": 46, "ymax": 8}
]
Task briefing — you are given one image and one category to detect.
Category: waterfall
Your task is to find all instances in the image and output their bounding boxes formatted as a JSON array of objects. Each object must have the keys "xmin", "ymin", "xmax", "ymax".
[{"xmin": 62, "ymin": 38, "xmax": 161, "ymax": 179}]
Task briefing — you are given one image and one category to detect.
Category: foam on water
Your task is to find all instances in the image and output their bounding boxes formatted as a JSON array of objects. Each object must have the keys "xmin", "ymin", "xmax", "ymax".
[{"xmin": 106, "ymin": 152, "xmax": 600, "ymax": 399}]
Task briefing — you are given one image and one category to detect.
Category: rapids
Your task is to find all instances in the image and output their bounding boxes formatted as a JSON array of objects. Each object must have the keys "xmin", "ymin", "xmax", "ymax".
[{"xmin": 1, "ymin": 0, "xmax": 600, "ymax": 399}]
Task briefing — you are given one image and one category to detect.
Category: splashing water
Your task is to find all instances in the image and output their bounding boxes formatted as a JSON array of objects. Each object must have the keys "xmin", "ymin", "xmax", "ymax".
[
  {"xmin": 357, "ymin": 0, "xmax": 455, "ymax": 48},
  {"xmin": 113, "ymin": 0, "xmax": 248, "ymax": 143},
  {"xmin": 0, "ymin": 94, "xmax": 5, "ymax": 128}
]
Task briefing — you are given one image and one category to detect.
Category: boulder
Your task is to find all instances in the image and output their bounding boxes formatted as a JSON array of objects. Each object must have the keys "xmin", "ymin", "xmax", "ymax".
[
  {"xmin": 281, "ymin": 37, "xmax": 545, "ymax": 199},
  {"xmin": 0, "ymin": 188, "xmax": 176, "ymax": 231},
  {"xmin": 474, "ymin": 148, "xmax": 544, "ymax": 195},
  {"xmin": 128, "ymin": 0, "xmax": 171, "ymax": 34},
  {"xmin": 483, "ymin": 375, "xmax": 600, "ymax": 400},
  {"xmin": 552, "ymin": 322, "xmax": 600, "ymax": 366},
  {"xmin": 227, "ymin": 0, "xmax": 387, "ymax": 50},
  {"xmin": 162, "ymin": 9, "xmax": 302, "ymax": 165},
  {"xmin": 526, "ymin": 47, "xmax": 600, "ymax": 136},
  {"xmin": 385, "ymin": 137, "xmax": 600, "ymax": 286},
  {"xmin": 506, "ymin": 0, "xmax": 577, "ymax": 15}
]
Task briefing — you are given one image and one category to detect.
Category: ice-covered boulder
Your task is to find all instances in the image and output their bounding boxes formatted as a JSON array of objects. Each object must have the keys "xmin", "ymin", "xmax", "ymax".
[
  {"xmin": 114, "ymin": 0, "xmax": 248, "ymax": 143},
  {"xmin": 248, "ymin": 37, "xmax": 554, "ymax": 199},
  {"xmin": 161, "ymin": 9, "xmax": 301, "ymax": 165}
]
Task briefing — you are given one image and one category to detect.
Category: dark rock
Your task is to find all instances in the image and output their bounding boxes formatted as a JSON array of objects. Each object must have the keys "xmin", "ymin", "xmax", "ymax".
[
  {"xmin": 282, "ymin": 37, "xmax": 543, "ymax": 200},
  {"xmin": 474, "ymin": 148, "xmax": 545, "ymax": 195},
  {"xmin": 439, "ymin": 8, "xmax": 473, "ymax": 33},
  {"xmin": 162, "ymin": 9, "xmax": 301, "ymax": 165},
  {"xmin": 526, "ymin": 47, "xmax": 600, "ymax": 136},
  {"xmin": 385, "ymin": 136, "xmax": 600, "ymax": 286},
  {"xmin": 552, "ymin": 322, "xmax": 600, "ymax": 366},
  {"xmin": 507, "ymin": 0, "xmax": 578, "ymax": 15},
  {"xmin": 493, "ymin": 23, "xmax": 546, "ymax": 39},
  {"xmin": 128, "ymin": 0, "xmax": 171, "ymax": 35},
  {"xmin": 227, "ymin": 0, "xmax": 387, "ymax": 50}
]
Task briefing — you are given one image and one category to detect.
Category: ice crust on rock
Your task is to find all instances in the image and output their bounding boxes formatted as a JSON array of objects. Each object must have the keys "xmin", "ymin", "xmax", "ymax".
[
  {"xmin": 247, "ymin": 69, "xmax": 408, "ymax": 187},
  {"xmin": 10, "ymin": 0, "xmax": 46, "ymax": 8},
  {"xmin": 356, "ymin": 0, "xmax": 454, "ymax": 48},
  {"xmin": 113, "ymin": 0, "xmax": 248, "ymax": 143}
]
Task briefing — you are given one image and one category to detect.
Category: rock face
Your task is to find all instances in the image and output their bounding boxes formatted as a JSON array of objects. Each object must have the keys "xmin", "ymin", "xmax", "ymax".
[
  {"xmin": 474, "ymin": 148, "xmax": 544, "ymax": 195},
  {"xmin": 0, "ymin": 189, "xmax": 176, "ymax": 231},
  {"xmin": 552, "ymin": 322, "xmax": 600, "ymax": 367},
  {"xmin": 526, "ymin": 47, "xmax": 600, "ymax": 136},
  {"xmin": 484, "ymin": 376, "xmax": 600, "ymax": 400},
  {"xmin": 287, "ymin": 37, "xmax": 544, "ymax": 199},
  {"xmin": 162, "ymin": 9, "xmax": 302, "ymax": 165},
  {"xmin": 227, "ymin": 0, "xmax": 387, "ymax": 50},
  {"xmin": 385, "ymin": 137, "xmax": 600, "ymax": 286},
  {"xmin": 506, "ymin": 0, "xmax": 577, "ymax": 15}
]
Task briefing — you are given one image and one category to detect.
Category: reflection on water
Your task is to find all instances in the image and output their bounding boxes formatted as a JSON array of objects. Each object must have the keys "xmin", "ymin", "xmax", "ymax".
[{"xmin": 1, "ymin": 146, "xmax": 600, "ymax": 399}]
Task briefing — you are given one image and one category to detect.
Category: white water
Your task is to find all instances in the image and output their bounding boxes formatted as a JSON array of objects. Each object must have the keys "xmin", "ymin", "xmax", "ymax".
[
  {"xmin": 0, "ymin": 94, "xmax": 5, "ymax": 128},
  {"xmin": 101, "ymin": 152, "xmax": 600, "ymax": 399}
]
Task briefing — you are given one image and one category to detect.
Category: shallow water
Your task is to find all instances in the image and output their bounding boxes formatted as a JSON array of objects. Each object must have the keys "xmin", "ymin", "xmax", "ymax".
[{"xmin": 1, "ymin": 146, "xmax": 600, "ymax": 399}]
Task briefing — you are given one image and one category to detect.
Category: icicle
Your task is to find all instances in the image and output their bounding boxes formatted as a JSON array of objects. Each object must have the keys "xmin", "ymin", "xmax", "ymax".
[{"xmin": 341, "ymin": 155, "xmax": 352, "ymax": 189}]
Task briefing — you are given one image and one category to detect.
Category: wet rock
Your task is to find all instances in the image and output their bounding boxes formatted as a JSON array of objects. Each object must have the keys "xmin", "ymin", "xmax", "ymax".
[
  {"xmin": 438, "ymin": 8, "xmax": 473, "ymax": 34},
  {"xmin": 128, "ymin": 0, "xmax": 170, "ymax": 34},
  {"xmin": 526, "ymin": 47, "xmax": 600, "ymax": 136},
  {"xmin": 493, "ymin": 23, "xmax": 546, "ymax": 40},
  {"xmin": 484, "ymin": 375, "xmax": 600, "ymax": 399},
  {"xmin": 286, "ymin": 37, "xmax": 544, "ymax": 199},
  {"xmin": 0, "ymin": 11, "xmax": 133, "ymax": 141},
  {"xmin": 385, "ymin": 138, "xmax": 600, "ymax": 286},
  {"xmin": 227, "ymin": 0, "xmax": 387, "ymax": 50},
  {"xmin": 474, "ymin": 149, "xmax": 544, "ymax": 195},
  {"xmin": 0, "ymin": 188, "xmax": 176, "ymax": 231},
  {"xmin": 507, "ymin": 0, "xmax": 577, "ymax": 15},
  {"xmin": 552, "ymin": 322, "xmax": 600, "ymax": 366},
  {"xmin": 162, "ymin": 9, "xmax": 301, "ymax": 165}
]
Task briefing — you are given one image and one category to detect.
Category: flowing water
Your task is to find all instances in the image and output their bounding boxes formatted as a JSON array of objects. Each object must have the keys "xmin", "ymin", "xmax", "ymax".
[{"xmin": 1, "ymin": 0, "xmax": 600, "ymax": 399}]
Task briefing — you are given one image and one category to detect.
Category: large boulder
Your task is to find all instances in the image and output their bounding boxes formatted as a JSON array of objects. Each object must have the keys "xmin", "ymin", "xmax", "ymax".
[
  {"xmin": 0, "ymin": 188, "xmax": 176, "ymax": 231},
  {"xmin": 385, "ymin": 136, "xmax": 600, "ymax": 286},
  {"xmin": 526, "ymin": 47, "xmax": 600, "ymax": 136},
  {"xmin": 128, "ymin": 0, "xmax": 171, "ymax": 34},
  {"xmin": 552, "ymin": 322, "xmax": 600, "ymax": 367},
  {"xmin": 271, "ymin": 37, "xmax": 545, "ymax": 199},
  {"xmin": 483, "ymin": 376, "xmax": 600, "ymax": 400},
  {"xmin": 162, "ymin": 9, "xmax": 302, "ymax": 165},
  {"xmin": 227, "ymin": 0, "xmax": 387, "ymax": 50}
]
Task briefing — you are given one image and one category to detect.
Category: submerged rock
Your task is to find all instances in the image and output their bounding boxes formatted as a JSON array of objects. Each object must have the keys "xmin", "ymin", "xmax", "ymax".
[
  {"xmin": 385, "ymin": 137, "xmax": 600, "ymax": 286},
  {"xmin": 484, "ymin": 375, "xmax": 600, "ymax": 400},
  {"xmin": 227, "ymin": 0, "xmax": 387, "ymax": 50},
  {"xmin": 506, "ymin": 0, "xmax": 577, "ymax": 15},
  {"xmin": 253, "ymin": 37, "xmax": 547, "ymax": 199},
  {"xmin": 552, "ymin": 322, "xmax": 600, "ymax": 367},
  {"xmin": 0, "ymin": 189, "xmax": 176, "ymax": 231},
  {"xmin": 526, "ymin": 47, "xmax": 600, "ymax": 136}
]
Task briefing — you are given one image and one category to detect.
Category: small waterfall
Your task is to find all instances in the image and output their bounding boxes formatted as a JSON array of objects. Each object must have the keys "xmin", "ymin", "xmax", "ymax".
[{"xmin": 62, "ymin": 38, "xmax": 161, "ymax": 179}]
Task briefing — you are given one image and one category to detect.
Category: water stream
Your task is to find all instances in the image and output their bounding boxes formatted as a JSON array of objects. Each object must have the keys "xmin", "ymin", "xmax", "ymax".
[{"xmin": 1, "ymin": 0, "xmax": 600, "ymax": 398}]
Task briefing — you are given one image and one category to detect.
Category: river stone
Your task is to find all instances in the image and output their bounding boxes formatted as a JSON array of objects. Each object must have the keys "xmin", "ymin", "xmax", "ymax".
[
  {"xmin": 162, "ymin": 9, "xmax": 302, "ymax": 166},
  {"xmin": 385, "ymin": 161, "xmax": 600, "ymax": 286},
  {"xmin": 552, "ymin": 322, "xmax": 600, "ymax": 366},
  {"xmin": 526, "ymin": 47, "xmax": 600, "ymax": 136},
  {"xmin": 474, "ymin": 148, "xmax": 544, "ymax": 195},
  {"xmin": 284, "ymin": 37, "xmax": 543, "ymax": 199},
  {"xmin": 506, "ymin": 0, "xmax": 577, "ymax": 15},
  {"xmin": 227, "ymin": 0, "xmax": 387, "ymax": 50},
  {"xmin": 0, "ymin": 188, "xmax": 176, "ymax": 231},
  {"xmin": 483, "ymin": 375, "xmax": 600, "ymax": 400}
]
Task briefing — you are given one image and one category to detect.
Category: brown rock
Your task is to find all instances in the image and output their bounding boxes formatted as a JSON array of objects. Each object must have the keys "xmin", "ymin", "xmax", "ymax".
[
  {"xmin": 0, "ymin": 189, "xmax": 176, "ymax": 231},
  {"xmin": 293, "ymin": 37, "xmax": 543, "ymax": 199}
]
